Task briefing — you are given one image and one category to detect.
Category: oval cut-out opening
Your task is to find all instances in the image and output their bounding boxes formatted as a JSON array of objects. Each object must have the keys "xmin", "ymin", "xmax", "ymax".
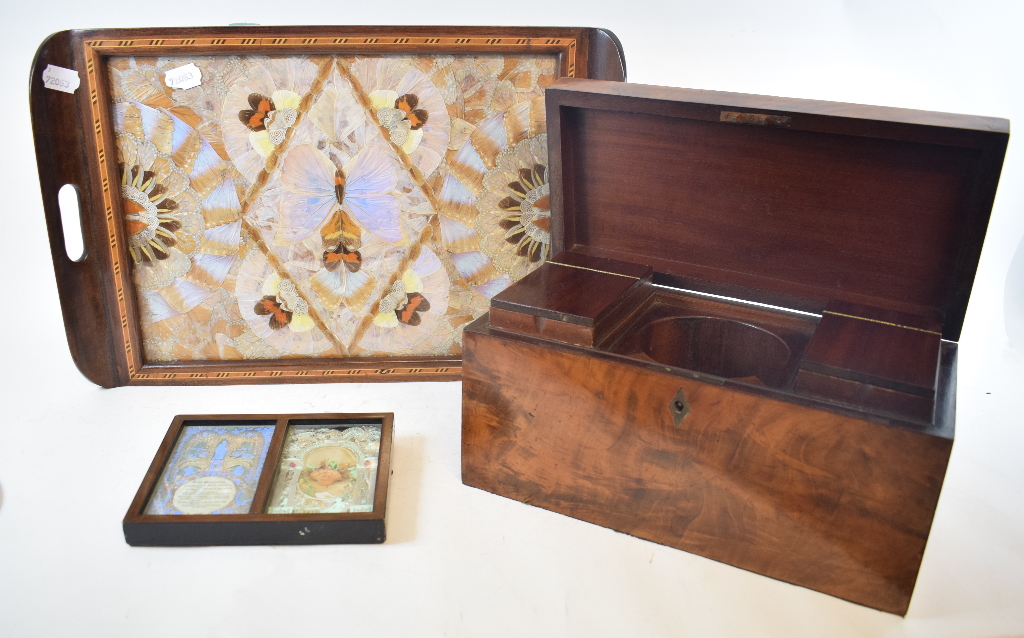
[
  {"xmin": 638, "ymin": 316, "xmax": 791, "ymax": 388},
  {"xmin": 58, "ymin": 184, "xmax": 85, "ymax": 262}
]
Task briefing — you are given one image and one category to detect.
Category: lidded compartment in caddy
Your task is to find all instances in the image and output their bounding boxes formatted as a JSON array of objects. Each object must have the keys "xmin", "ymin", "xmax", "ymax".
[
  {"xmin": 463, "ymin": 77, "xmax": 1008, "ymax": 616},
  {"xmin": 487, "ymin": 78, "xmax": 1009, "ymax": 424}
]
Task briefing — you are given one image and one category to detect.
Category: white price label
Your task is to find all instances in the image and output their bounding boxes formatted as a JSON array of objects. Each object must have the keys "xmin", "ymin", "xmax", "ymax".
[
  {"xmin": 41, "ymin": 64, "xmax": 80, "ymax": 94},
  {"xmin": 164, "ymin": 63, "xmax": 202, "ymax": 90}
]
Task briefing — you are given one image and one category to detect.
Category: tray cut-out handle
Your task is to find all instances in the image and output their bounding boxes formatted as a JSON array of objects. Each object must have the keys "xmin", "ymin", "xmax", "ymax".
[
  {"xmin": 31, "ymin": 30, "xmax": 124, "ymax": 387},
  {"xmin": 57, "ymin": 183, "xmax": 86, "ymax": 261}
]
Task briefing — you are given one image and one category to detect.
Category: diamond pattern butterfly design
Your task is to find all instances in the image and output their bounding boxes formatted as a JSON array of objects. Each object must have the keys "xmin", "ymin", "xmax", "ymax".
[{"xmin": 106, "ymin": 53, "xmax": 557, "ymax": 362}]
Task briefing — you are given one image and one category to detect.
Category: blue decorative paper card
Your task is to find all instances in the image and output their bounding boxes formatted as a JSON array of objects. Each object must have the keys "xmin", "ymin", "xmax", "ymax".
[{"xmin": 145, "ymin": 424, "xmax": 275, "ymax": 515}]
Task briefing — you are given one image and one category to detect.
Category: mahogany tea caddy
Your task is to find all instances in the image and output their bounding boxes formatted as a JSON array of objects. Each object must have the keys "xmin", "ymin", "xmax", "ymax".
[{"xmin": 462, "ymin": 78, "xmax": 1009, "ymax": 615}]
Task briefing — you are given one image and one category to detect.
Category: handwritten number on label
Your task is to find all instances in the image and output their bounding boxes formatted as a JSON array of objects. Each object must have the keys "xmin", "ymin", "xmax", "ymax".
[
  {"xmin": 164, "ymin": 63, "xmax": 202, "ymax": 90},
  {"xmin": 42, "ymin": 65, "xmax": 80, "ymax": 94}
]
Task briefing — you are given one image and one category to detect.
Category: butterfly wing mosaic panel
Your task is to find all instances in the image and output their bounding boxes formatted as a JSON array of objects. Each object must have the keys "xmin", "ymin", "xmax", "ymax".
[{"xmin": 108, "ymin": 54, "xmax": 556, "ymax": 362}]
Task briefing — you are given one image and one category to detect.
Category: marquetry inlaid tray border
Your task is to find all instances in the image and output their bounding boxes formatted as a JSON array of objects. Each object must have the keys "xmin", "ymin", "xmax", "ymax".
[{"xmin": 77, "ymin": 30, "xmax": 587, "ymax": 384}]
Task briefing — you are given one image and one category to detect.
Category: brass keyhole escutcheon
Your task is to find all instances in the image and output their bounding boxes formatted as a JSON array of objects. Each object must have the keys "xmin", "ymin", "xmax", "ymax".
[{"xmin": 670, "ymin": 387, "xmax": 690, "ymax": 428}]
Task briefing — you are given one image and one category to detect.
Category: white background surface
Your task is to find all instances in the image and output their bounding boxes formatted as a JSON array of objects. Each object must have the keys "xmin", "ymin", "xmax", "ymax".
[{"xmin": 2, "ymin": 2, "xmax": 1023, "ymax": 636}]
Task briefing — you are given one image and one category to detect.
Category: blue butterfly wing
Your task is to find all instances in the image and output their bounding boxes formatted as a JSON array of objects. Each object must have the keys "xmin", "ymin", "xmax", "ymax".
[
  {"xmin": 280, "ymin": 144, "xmax": 336, "ymax": 197},
  {"xmin": 345, "ymin": 146, "xmax": 399, "ymax": 197},
  {"xmin": 344, "ymin": 146, "xmax": 402, "ymax": 243},
  {"xmin": 276, "ymin": 144, "xmax": 340, "ymax": 244},
  {"xmin": 276, "ymin": 192, "xmax": 336, "ymax": 245},
  {"xmin": 345, "ymin": 194, "xmax": 402, "ymax": 244}
]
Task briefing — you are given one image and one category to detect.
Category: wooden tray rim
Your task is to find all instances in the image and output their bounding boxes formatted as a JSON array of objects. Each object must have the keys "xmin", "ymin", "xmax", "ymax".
[{"xmin": 32, "ymin": 26, "xmax": 625, "ymax": 386}]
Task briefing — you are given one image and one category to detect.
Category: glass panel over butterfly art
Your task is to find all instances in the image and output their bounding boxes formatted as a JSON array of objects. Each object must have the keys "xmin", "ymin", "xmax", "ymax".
[
  {"xmin": 266, "ymin": 420, "xmax": 383, "ymax": 514},
  {"xmin": 144, "ymin": 421, "xmax": 277, "ymax": 515},
  {"xmin": 105, "ymin": 52, "xmax": 560, "ymax": 364}
]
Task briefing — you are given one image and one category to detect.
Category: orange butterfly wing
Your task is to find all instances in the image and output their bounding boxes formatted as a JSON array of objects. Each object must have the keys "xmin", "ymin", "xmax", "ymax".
[
  {"xmin": 238, "ymin": 93, "xmax": 275, "ymax": 131},
  {"xmin": 254, "ymin": 296, "xmax": 292, "ymax": 329},
  {"xmin": 397, "ymin": 293, "xmax": 431, "ymax": 326}
]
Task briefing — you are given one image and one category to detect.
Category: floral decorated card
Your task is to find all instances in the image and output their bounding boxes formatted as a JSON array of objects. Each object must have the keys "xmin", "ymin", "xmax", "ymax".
[{"xmin": 266, "ymin": 422, "xmax": 383, "ymax": 514}]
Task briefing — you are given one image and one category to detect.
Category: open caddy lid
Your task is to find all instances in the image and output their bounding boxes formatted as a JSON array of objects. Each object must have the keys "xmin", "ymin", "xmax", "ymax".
[{"xmin": 544, "ymin": 79, "xmax": 1009, "ymax": 341}]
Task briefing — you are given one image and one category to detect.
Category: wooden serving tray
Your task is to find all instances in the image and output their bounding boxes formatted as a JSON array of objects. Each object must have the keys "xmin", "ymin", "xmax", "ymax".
[
  {"xmin": 124, "ymin": 413, "xmax": 394, "ymax": 546},
  {"xmin": 31, "ymin": 26, "xmax": 625, "ymax": 386}
]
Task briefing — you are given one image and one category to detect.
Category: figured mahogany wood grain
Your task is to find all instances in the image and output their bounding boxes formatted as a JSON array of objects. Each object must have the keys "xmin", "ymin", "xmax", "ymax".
[
  {"xmin": 463, "ymin": 323, "xmax": 954, "ymax": 615},
  {"xmin": 794, "ymin": 370, "xmax": 934, "ymax": 423},
  {"xmin": 490, "ymin": 252, "xmax": 653, "ymax": 345},
  {"xmin": 800, "ymin": 301, "xmax": 942, "ymax": 396},
  {"xmin": 492, "ymin": 252, "xmax": 651, "ymax": 326},
  {"xmin": 488, "ymin": 307, "xmax": 596, "ymax": 346},
  {"xmin": 489, "ymin": 263, "xmax": 637, "ymax": 326},
  {"xmin": 545, "ymin": 79, "xmax": 1009, "ymax": 341}
]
